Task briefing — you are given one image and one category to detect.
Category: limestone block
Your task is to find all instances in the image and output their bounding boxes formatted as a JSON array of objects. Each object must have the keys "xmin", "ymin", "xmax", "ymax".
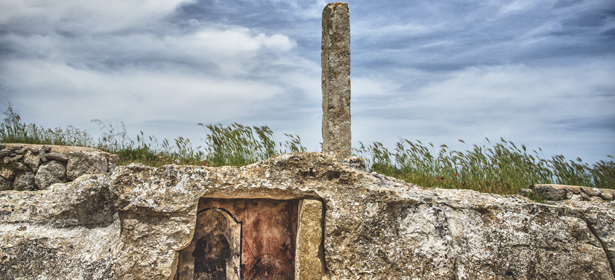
[
  {"xmin": 0, "ymin": 167, "xmax": 15, "ymax": 181},
  {"xmin": 529, "ymin": 184, "xmax": 615, "ymax": 202},
  {"xmin": 532, "ymin": 184, "xmax": 567, "ymax": 200},
  {"xmin": 0, "ymin": 148, "xmax": 10, "ymax": 158},
  {"xmin": 14, "ymin": 162, "xmax": 28, "ymax": 171},
  {"xmin": 39, "ymin": 145, "xmax": 51, "ymax": 162},
  {"xmin": 7, "ymin": 144, "xmax": 22, "ymax": 151},
  {"xmin": 600, "ymin": 190, "xmax": 614, "ymax": 201},
  {"xmin": 3, "ymin": 154, "xmax": 23, "ymax": 164},
  {"xmin": 24, "ymin": 150, "xmax": 41, "ymax": 172},
  {"xmin": 0, "ymin": 176, "xmax": 12, "ymax": 191},
  {"xmin": 45, "ymin": 151, "xmax": 69, "ymax": 161},
  {"xmin": 582, "ymin": 186, "xmax": 602, "ymax": 197},
  {"xmin": 35, "ymin": 160, "xmax": 66, "ymax": 190},
  {"xmin": 296, "ymin": 199, "xmax": 323, "ymax": 280},
  {"xmin": 321, "ymin": 2, "xmax": 351, "ymax": 158},
  {"xmin": 13, "ymin": 172, "xmax": 35, "ymax": 191},
  {"xmin": 67, "ymin": 150, "xmax": 108, "ymax": 180},
  {"xmin": 0, "ymin": 175, "xmax": 119, "ymax": 279}
]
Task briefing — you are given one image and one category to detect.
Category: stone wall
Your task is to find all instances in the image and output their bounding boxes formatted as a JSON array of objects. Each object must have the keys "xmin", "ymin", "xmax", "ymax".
[
  {"xmin": 0, "ymin": 143, "xmax": 118, "ymax": 191},
  {"xmin": 522, "ymin": 184, "xmax": 614, "ymax": 202},
  {"xmin": 0, "ymin": 149, "xmax": 614, "ymax": 279}
]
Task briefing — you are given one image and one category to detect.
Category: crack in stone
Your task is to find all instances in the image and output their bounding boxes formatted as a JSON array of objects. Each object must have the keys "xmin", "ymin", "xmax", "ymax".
[{"xmin": 578, "ymin": 215, "xmax": 615, "ymax": 278}]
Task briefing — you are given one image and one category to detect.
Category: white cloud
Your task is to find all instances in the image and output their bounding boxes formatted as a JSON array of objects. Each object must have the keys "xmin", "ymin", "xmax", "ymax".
[
  {"xmin": 0, "ymin": 0, "xmax": 193, "ymax": 33},
  {"xmin": 2, "ymin": 20, "xmax": 298, "ymax": 77},
  {"xmin": 178, "ymin": 28, "xmax": 296, "ymax": 55},
  {"xmin": 495, "ymin": 0, "xmax": 540, "ymax": 14},
  {"xmin": 2, "ymin": 58, "xmax": 292, "ymax": 122},
  {"xmin": 351, "ymin": 60, "xmax": 615, "ymax": 163},
  {"xmin": 169, "ymin": 28, "xmax": 297, "ymax": 74},
  {"xmin": 409, "ymin": 62, "xmax": 615, "ymax": 118},
  {"xmin": 0, "ymin": 0, "xmax": 314, "ymax": 143}
]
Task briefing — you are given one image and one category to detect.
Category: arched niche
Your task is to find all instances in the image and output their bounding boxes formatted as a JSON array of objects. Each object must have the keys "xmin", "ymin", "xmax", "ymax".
[
  {"xmin": 178, "ymin": 207, "xmax": 242, "ymax": 280},
  {"xmin": 176, "ymin": 198, "xmax": 322, "ymax": 280}
]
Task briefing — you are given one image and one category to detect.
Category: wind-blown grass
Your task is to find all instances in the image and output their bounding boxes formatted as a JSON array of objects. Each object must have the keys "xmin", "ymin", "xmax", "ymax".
[
  {"xmin": 354, "ymin": 138, "xmax": 614, "ymax": 193},
  {"xmin": 0, "ymin": 101, "xmax": 94, "ymax": 147},
  {"xmin": 199, "ymin": 122, "xmax": 306, "ymax": 167},
  {"xmin": 0, "ymin": 102, "xmax": 306, "ymax": 167},
  {"xmin": 1, "ymin": 102, "xmax": 613, "ymax": 194}
]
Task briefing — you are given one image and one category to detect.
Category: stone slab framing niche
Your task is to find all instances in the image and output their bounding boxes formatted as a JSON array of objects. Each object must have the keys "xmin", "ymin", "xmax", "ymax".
[{"xmin": 176, "ymin": 198, "xmax": 323, "ymax": 280}]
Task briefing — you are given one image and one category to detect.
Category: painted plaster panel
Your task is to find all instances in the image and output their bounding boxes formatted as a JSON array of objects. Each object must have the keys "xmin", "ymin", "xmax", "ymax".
[{"xmin": 177, "ymin": 198, "xmax": 298, "ymax": 280}]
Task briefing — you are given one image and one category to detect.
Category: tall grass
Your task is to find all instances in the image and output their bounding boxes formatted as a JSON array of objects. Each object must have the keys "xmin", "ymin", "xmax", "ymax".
[
  {"xmin": 199, "ymin": 122, "xmax": 306, "ymax": 167},
  {"xmin": 354, "ymin": 138, "xmax": 614, "ymax": 193},
  {"xmin": 0, "ymin": 102, "xmax": 306, "ymax": 167},
  {"xmin": 0, "ymin": 101, "xmax": 93, "ymax": 147},
  {"xmin": 1, "ymin": 102, "xmax": 612, "ymax": 193}
]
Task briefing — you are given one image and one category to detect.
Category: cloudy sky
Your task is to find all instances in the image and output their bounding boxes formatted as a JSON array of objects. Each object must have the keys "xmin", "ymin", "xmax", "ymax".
[{"xmin": 1, "ymin": 0, "xmax": 614, "ymax": 164}]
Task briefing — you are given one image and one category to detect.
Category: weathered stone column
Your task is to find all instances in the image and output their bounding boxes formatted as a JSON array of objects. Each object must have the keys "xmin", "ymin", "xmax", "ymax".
[{"xmin": 322, "ymin": 2, "xmax": 351, "ymax": 158}]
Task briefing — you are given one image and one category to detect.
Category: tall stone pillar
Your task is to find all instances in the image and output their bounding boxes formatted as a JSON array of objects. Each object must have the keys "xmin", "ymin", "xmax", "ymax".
[{"xmin": 322, "ymin": 2, "xmax": 351, "ymax": 158}]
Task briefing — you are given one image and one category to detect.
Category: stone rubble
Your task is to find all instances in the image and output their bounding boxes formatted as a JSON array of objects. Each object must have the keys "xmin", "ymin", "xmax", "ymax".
[
  {"xmin": 0, "ymin": 143, "xmax": 118, "ymax": 191},
  {"xmin": 13, "ymin": 172, "xmax": 35, "ymax": 191},
  {"xmin": 522, "ymin": 184, "xmax": 615, "ymax": 202}
]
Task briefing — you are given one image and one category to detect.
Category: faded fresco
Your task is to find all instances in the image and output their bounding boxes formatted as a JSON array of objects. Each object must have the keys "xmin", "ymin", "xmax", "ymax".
[
  {"xmin": 178, "ymin": 208, "xmax": 242, "ymax": 279},
  {"xmin": 177, "ymin": 199, "xmax": 298, "ymax": 280}
]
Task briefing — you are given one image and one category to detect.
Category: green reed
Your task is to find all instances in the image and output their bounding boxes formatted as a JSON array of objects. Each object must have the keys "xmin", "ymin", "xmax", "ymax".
[
  {"xmin": 1, "ymin": 102, "xmax": 306, "ymax": 167},
  {"xmin": 198, "ymin": 122, "xmax": 306, "ymax": 167},
  {"xmin": 0, "ymin": 101, "xmax": 93, "ymax": 147},
  {"xmin": 354, "ymin": 138, "xmax": 614, "ymax": 193},
  {"xmin": 2, "ymin": 102, "xmax": 612, "ymax": 193}
]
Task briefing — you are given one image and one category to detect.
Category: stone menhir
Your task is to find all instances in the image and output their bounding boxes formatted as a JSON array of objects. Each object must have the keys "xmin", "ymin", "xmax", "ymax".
[{"xmin": 321, "ymin": 2, "xmax": 351, "ymax": 158}]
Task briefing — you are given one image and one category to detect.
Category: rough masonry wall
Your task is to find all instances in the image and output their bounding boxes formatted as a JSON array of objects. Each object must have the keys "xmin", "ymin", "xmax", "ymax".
[
  {"xmin": 1, "ymin": 152, "xmax": 614, "ymax": 280},
  {"xmin": 0, "ymin": 143, "xmax": 118, "ymax": 191},
  {"xmin": 0, "ymin": 175, "xmax": 119, "ymax": 278}
]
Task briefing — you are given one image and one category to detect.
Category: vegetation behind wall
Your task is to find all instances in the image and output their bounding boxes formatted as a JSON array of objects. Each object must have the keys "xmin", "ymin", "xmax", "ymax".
[{"xmin": 1, "ymin": 102, "xmax": 613, "ymax": 194}]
